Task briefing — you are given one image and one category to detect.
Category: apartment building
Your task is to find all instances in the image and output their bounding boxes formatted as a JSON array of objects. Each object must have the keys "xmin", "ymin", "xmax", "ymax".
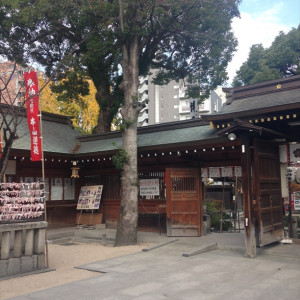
[
  {"xmin": 0, "ymin": 61, "xmax": 45, "ymax": 106},
  {"xmin": 0, "ymin": 61, "xmax": 28, "ymax": 106},
  {"xmin": 138, "ymin": 70, "xmax": 225, "ymax": 126}
]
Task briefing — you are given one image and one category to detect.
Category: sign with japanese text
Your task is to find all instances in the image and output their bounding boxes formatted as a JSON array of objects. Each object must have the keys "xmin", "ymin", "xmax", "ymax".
[
  {"xmin": 77, "ymin": 185, "xmax": 103, "ymax": 210},
  {"xmin": 140, "ymin": 179, "xmax": 160, "ymax": 196},
  {"xmin": 24, "ymin": 71, "xmax": 42, "ymax": 161},
  {"xmin": 292, "ymin": 192, "xmax": 300, "ymax": 211}
]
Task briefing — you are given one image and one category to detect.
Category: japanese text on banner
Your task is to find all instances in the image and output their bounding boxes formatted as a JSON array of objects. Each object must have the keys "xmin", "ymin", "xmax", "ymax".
[{"xmin": 24, "ymin": 71, "xmax": 42, "ymax": 161}]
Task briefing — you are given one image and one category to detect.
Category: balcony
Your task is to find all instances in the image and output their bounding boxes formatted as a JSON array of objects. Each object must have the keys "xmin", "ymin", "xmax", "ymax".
[
  {"xmin": 138, "ymin": 110, "xmax": 149, "ymax": 123},
  {"xmin": 179, "ymin": 105, "xmax": 190, "ymax": 113},
  {"xmin": 138, "ymin": 83, "xmax": 149, "ymax": 94}
]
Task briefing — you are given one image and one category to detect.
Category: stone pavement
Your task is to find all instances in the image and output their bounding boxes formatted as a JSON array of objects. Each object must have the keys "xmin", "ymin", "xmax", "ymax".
[{"xmin": 9, "ymin": 230, "xmax": 300, "ymax": 300}]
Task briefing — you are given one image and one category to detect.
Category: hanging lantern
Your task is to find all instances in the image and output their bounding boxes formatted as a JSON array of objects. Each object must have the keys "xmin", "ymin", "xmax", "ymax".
[{"xmin": 71, "ymin": 161, "xmax": 80, "ymax": 178}]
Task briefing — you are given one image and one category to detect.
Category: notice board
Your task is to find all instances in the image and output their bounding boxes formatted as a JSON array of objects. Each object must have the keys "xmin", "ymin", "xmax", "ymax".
[
  {"xmin": 77, "ymin": 185, "xmax": 103, "ymax": 210},
  {"xmin": 139, "ymin": 179, "xmax": 160, "ymax": 196}
]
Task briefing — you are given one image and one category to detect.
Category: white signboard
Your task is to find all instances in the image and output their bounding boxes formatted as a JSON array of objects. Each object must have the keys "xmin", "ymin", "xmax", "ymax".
[
  {"xmin": 293, "ymin": 192, "xmax": 300, "ymax": 211},
  {"xmin": 201, "ymin": 166, "xmax": 242, "ymax": 178},
  {"xmin": 140, "ymin": 179, "xmax": 160, "ymax": 196},
  {"xmin": 294, "ymin": 199, "xmax": 300, "ymax": 211},
  {"xmin": 280, "ymin": 143, "xmax": 300, "ymax": 163}
]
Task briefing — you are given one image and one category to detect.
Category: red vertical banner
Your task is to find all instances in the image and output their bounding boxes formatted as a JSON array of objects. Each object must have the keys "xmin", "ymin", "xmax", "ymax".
[{"xmin": 24, "ymin": 71, "xmax": 42, "ymax": 161}]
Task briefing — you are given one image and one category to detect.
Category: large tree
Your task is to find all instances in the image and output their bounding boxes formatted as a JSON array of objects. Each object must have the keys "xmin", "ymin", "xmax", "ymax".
[
  {"xmin": 233, "ymin": 25, "xmax": 300, "ymax": 87},
  {"xmin": 0, "ymin": 0, "xmax": 122, "ymax": 133},
  {"xmin": 1, "ymin": 0, "xmax": 240, "ymax": 245},
  {"xmin": 113, "ymin": 0, "xmax": 240, "ymax": 245}
]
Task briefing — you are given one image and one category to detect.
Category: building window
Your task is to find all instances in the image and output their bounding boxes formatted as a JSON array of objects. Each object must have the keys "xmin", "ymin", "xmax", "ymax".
[
  {"xmin": 64, "ymin": 178, "xmax": 75, "ymax": 200},
  {"xmin": 51, "ymin": 178, "xmax": 63, "ymax": 200}
]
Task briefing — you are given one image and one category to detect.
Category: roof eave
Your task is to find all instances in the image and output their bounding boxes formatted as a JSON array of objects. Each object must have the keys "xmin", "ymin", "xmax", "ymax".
[{"xmin": 202, "ymin": 102, "xmax": 300, "ymax": 122}]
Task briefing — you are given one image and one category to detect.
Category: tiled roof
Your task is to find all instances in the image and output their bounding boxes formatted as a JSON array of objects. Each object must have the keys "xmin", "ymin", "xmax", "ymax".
[
  {"xmin": 76, "ymin": 124, "xmax": 218, "ymax": 154},
  {"xmin": 13, "ymin": 112, "xmax": 218, "ymax": 156},
  {"xmin": 215, "ymin": 88, "xmax": 300, "ymax": 116},
  {"xmin": 138, "ymin": 125, "xmax": 217, "ymax": 148},
  {"xmin": 12, "ymin": 114, "xmax": 80, "ymax": 154}
]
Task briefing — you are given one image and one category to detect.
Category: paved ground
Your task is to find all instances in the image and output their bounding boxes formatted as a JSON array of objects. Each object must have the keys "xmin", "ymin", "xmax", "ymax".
[{"xmin": 8, "ymin": 230, "xmax": 300, "ymax": 300}]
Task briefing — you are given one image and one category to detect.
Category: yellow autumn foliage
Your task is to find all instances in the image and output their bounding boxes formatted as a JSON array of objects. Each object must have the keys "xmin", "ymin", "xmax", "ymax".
[
  {"xmin": 38, "ymin": 76, "xmax": 60, "ymax": 114},
  {"xmin": 38, "ymin": 76, "xmax": 99, "ymax": 134}
]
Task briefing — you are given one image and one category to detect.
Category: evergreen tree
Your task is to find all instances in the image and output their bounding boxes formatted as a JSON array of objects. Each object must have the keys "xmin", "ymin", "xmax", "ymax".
[
  {"xmin": 233, "ymin": 25, "xmax": 300, "ymax": 87},
  {"xmin": 1, "ymin": 0, "xmax": 240, "ymax": 245}
]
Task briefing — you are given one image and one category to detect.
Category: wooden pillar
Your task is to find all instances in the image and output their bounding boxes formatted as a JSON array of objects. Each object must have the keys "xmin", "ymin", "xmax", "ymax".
[{"xmin": 240, "ymin": 135, "xmax": 256, "ymax": 258}]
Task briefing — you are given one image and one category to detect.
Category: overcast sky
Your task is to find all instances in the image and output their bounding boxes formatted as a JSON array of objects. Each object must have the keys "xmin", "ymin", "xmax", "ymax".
[{"xmin": 226, "ymin": 0, "xmax": 300, "ymax": 85}]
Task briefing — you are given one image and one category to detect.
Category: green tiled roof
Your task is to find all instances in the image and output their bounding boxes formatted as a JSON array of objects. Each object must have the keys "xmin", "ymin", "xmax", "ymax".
[
  {"xmin": 76, "ymin": 124, "xmax": 218, "ymax": 154},
  {"xmin": 12, "ymin": 114, "xmax": 80, "ymax": 154},
  {"xmin": 11, "ymin": 111, "xmax": 218, "ymax": 156},
  {"xmin": 215, "ymin": 88, "xmax": 300, "ymax": 116},
  {"xmin": 77, "ymin": 136, "xmax": 122, "ymax": 154},
  {"xmin": 138, "ymin": 125, "xmax": 217, "ymax": 147}
]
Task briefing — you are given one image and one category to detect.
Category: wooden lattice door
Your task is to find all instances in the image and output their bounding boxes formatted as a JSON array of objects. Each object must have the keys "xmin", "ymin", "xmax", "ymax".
[
  {"xmin": 253, "ymin": 139, "xmax": 284, "ymax": 246},
  {"xmin": 166, "ymin": 168, "xmax": 202, "ymax": 237}
]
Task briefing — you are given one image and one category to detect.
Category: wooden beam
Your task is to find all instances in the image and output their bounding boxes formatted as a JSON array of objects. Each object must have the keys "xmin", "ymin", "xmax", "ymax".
[{"xmin": 240, "ymin": 134, "xmax": 256, "ymax": 258}]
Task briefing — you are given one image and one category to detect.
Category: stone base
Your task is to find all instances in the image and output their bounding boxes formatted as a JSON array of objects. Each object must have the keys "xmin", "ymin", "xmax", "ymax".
[
  {"xmin": 0, "ymin": 254, "xmax": 46, "ymax": 278},
  {"xmin": 0, "ymin": 221, "xmax": 48, "ymax": 278}
]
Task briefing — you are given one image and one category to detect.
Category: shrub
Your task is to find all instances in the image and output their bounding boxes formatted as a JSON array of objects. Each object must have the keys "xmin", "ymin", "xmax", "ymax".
[{"xmin": 205, "ymin": 201, "xmax": 231, "ymax": 231}]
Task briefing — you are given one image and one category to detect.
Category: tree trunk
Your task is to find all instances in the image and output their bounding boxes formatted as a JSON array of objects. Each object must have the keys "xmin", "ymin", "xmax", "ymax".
[
  {"xmin": 114, "ymin": 26, "xmax": 142, "ymax": 245},
  {"xmin": 93, "ymin": 108, "xmax": 113, "ymax": 133},
  {"xmin": 114, "ymin": 121, "xmax": 139, "ymax": 245}
]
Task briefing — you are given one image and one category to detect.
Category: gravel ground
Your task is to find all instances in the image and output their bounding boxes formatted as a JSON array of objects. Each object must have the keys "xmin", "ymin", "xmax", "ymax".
[{"xmin": 0, "ymin": 242, "xmax": 151, "ymax": 300}]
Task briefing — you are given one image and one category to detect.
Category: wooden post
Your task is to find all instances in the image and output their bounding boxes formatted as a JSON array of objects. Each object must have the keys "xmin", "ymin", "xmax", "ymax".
[
  {"xmin": 240, "ymin": 135, "xmax": 256, "ymax": 258},
  {"xmin": 286, "ymin": 143, "xmax": 293, "ymax": 238},
  {"xmin": 219, "ymin": 178, "xmax": 225, "ymax": 234}
]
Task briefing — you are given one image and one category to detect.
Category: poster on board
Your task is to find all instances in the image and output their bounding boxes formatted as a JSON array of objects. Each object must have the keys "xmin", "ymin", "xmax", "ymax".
[
  {"xmin": 140, "ymin": 179, "xmax": 160, "ymax": 196},
  {"xmin": 77, "ymin": 185, "xmax": 103, "ymax": 210}
]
